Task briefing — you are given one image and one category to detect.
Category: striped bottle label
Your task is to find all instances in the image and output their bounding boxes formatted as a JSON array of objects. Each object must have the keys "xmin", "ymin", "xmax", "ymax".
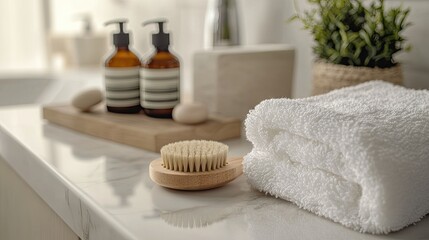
[
  {"xmin": 140, "ymin": 68, "xmax": 180, "ymax": 109},
  {"xmin": 104, "ymin": 67, "xmax": 140, "ymax": 107}
]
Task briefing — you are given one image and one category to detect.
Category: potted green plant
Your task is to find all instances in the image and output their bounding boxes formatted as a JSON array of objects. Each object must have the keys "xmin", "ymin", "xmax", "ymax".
[{"xmin": 292, "ymin": 0, "xmax": 411, "ymax": 95}]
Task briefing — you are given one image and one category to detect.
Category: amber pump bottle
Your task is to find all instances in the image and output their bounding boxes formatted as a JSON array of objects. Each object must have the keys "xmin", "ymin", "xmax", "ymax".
[
  {"xmin": 104, "ymin": 19, "xmax": 142, "ymax": 114},
  {"xmin": 140, "ymin": 19, "xmax": 180, "ymax": 118}
]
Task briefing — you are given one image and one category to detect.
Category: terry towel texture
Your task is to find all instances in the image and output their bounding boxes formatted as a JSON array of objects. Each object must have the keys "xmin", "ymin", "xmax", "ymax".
[{"xmin": 244, "ymin": 81, "xmax": 429, "ymax": 234}]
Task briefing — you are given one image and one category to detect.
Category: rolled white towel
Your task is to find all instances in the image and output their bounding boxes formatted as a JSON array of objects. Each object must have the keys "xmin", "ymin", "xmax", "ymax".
[{"xmin": 244, "ymin": 81, "xmax": 429, "ymax": 234}]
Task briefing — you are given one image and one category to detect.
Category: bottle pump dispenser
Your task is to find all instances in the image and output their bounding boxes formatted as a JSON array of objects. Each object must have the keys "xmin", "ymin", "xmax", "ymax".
[
  {"xmin": 105, "ymin": 19, "xmax": 130, "ymax": 48},
  {"xmin": 143, "ymin": 19, "xmax": 170, "ymax": 51}
]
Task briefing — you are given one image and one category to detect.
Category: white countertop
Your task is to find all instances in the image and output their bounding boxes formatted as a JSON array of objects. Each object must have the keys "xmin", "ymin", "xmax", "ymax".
[{"xmin": 0, "ymin": 106, "xmax": 429, "ymax": 240}]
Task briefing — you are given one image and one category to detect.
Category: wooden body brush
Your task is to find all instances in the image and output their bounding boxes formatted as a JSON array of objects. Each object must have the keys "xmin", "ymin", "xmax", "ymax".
[{"xmin": 149, "ymin": 140, "xmax": 243, "ymax": 190}]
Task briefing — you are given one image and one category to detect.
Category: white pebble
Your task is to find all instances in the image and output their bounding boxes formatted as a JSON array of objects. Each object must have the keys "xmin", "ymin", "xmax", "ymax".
[
  {"xmin": 72, "ymin": 89, "xmax": 103, "ymax": 112},
  {"xmin": 173, "ymin": 103, "xmax": 208, "ymax": 124}
]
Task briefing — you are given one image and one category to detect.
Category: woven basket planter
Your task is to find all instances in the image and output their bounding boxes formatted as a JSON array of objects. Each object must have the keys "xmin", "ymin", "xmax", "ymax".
[{"xmin": 312, "ymin": 61, "xmax": 404, "ymax": 95}]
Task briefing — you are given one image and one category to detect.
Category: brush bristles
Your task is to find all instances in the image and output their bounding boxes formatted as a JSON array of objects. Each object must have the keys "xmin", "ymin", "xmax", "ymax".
[{"xmin": 160, "ymin": 140, "xmax": 228, "ymax": 172}]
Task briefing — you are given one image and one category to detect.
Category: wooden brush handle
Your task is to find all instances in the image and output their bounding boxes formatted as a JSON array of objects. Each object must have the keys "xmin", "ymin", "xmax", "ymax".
[{"xmin": 149, "ymin": 157, "xmax": 243, "ymax": 191}]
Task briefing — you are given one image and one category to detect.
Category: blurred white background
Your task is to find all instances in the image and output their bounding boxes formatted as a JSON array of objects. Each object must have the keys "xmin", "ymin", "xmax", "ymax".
[{"xmin": 0, "ymin": 0, "xmax": 427, "ymax": 98}]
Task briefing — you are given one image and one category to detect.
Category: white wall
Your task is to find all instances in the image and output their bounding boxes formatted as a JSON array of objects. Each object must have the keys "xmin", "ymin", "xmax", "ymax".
[
  {"xmin": 0, "ymin": 0, "xmax": 47, "ymax": 72},
  {"xmin": 389, "ymin": 1, "xmax": 429, "ymax": 90},
  {"xmin": 239, "ymin": 0, "xmax": 288, "ymax": 44}
]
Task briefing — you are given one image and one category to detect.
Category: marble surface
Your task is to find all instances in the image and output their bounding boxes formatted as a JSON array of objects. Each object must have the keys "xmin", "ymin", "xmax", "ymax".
[{"xmin": 0, "ymin": 106, "xmax": 429, "ymax": 240}]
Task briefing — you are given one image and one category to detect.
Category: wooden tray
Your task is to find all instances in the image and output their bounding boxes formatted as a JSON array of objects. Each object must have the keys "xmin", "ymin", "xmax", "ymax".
[{"xmin": 42, "ymin": 105, "xmax": 241, "ymax": 152}]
